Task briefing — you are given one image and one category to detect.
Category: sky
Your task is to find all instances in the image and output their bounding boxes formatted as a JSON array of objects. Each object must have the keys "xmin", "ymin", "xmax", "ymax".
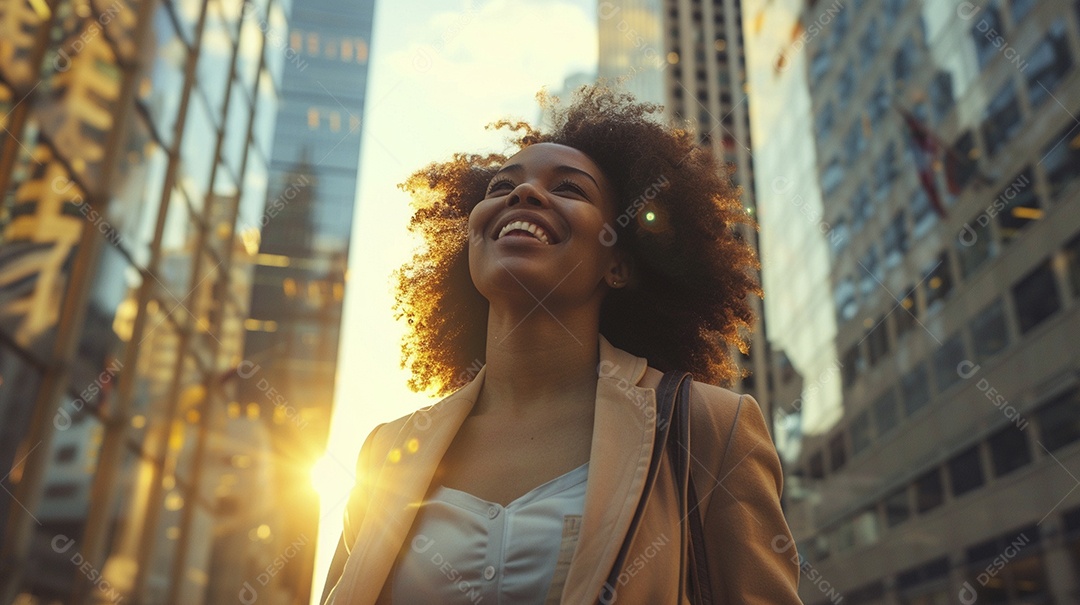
[{"xmin": 309, "ymin": 0, "xmax": 599, "ymax": 600}]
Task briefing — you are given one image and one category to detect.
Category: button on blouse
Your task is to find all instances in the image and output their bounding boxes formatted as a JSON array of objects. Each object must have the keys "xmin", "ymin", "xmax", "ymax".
[{"xmin": 391, "ymin": 462, "xmax": 589, "ymax": 604}]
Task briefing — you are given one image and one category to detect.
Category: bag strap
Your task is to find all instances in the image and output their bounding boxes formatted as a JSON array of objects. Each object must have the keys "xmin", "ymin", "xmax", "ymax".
[
  {"xmin": 673, "ymin": 374, "xmax": 714, "ymax": 604},
  {"xmin": 598, "ymin": 371, "xmax": 713, "ymax": 604},
  {"xmin": 599, "ymin": 372, "xmax": 679, "ymax": 602}
]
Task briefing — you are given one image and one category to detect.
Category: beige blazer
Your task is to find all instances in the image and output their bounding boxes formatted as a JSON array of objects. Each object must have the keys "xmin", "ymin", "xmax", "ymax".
[{"xmin": 321, "ymin": 335, "xmax": 802, "ymax": 604}]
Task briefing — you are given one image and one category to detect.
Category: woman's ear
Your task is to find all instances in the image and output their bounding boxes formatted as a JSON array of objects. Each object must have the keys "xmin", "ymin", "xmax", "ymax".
[{"xmin": 606, "ymin": 248, "xmax": 635, "ymax": 289}]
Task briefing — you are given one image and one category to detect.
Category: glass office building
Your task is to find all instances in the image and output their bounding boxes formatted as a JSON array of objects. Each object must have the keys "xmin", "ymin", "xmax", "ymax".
[
  {"xmin": 227, "ymin": 0, "xmax": 374, "ymax": 601},
  {"xmin": 0, "ymin": 0, "xmax": 371, "ymax": 602},
  {"xmin": 746, "ymin": 0, "xmax": 1080, "ymax": 603}
]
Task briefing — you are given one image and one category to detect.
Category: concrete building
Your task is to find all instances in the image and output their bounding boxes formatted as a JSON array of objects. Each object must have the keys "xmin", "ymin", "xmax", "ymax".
[{"xmin": 745, "ymin": 0, "xmax": 1080, "ymax": 603}]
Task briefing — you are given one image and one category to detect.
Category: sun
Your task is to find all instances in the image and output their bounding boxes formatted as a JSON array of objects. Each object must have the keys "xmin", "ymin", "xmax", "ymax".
[{"xmin": 309, "ymin": 454, "xmax": 354, "ymax": 506}]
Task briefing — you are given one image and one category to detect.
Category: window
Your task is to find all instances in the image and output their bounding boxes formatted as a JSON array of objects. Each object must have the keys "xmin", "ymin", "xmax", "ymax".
[
  {"xmin": 829, "ymin": 432, "xmax": 847, "ymax": 471},
  {"xmin": 847, "ymin": 582, "xmax": 885, "ymax": 604},
  {"xmin": 868, "ymin": 78, "xmax": 888, "ymax": 126},
  {"xmin": 955, "ymin": 215, "xmax": 997, "ymax": 278},
  {"xmin": 894, "ymin": 285, "xmax": 917, "ymax": 339},
  {"xmin": 893, "ymin": 39, "xmax": 916, "ymax": 86},
  {"xmin": 988, "ymin": 424, "xmax": 1031, "ymax": 477},
  {"xmin": 816, "ymin": 101, "xmax": 835, "ymax": 140},
  {"xmin": 948, "ymin": 130, "xmax": 980, "ymax": 192},
  {"xmin": 830, "ymin": 520, "xmax": 855, "ymax": 553},
  {"xmin": 844, "ymin": 123, "xmax": 867, "ymax": 165},
  {"xmin": 835, "ymin": 276, "xmax": 857, "ymax": 322},
  {"xmin": 859, "ymin": 20, "xmax": 880, "ymax": 72},
  {"xmin": 897, "ymin": 556, "xmax": 950, "ymax": 600},
  {"xmin": 981, "ymin": 80, "xmax": 1022, "ymax": 156},
  {"xmin": 821, "ymin": 159, "xmax": 844, "ymax": 199},
  {"xmin": 54, "ymin": 445, "xmax": 77, "ymax": 463},
  {"xmin": 914, "ymin": 468, "xmax": 945, "ymax": 513},
  {"xmin": 873, "ymin": 142, "xmax": 897, "ymax": 201},
  {"xmin": 1026, "ymin": 21, "xmax": 1073, "ymax": 107},
  {"xmin": 970, "ymin": 3, "xmax": 1006, "ymax": 68},
  {"xmin": 884, "ymin": 487, "xmax": 910, "ymax": 527},
  {"xmin": 929, "ymin": 70, "xmax": 954, "ymax": 122},
  {"xmin": 44, "ymin": 482, "xmax": 79, "ymax": 499},
  {"xmin": 1036, "ymin": 387, "xmax": 1080, "ymax": 452},
  {"xmin": 837, "ymin": 68, "xmax": 854, "ymax": 109},
  {"xmin": 948, "ymin": 445, "xmax": 985, "ymax": 496},
  {"xmin": 851, "ymin": 411, "xmax": 873, "ymax": 455},
  {"xmin": 873, "ymin": 388, "xmax": 900, "ymax": 435},
  {"xmin": 902, "ymin": 362, "xmax": 931, "ymax": 415},
  {"xmin": 829, "ymin": 216, "xmax": 850, "ymax": 259},
  {"xmin": 842, "ymin": 342, "xmax": 867, "ymax": 389},
  {"xmin": 911, "ymin": 187, "xmax": 938, "ymax": 240},
  {"xmin": 811, "ymin": 47, "xmax": 830, "ymax": 82},
  {"xmin": 923, "ymin": 253, "xmax": 953, "ymax": 311},
  {"xmin": 859, "ymin": 245, "xmax": 882, "ymax": 296},
  {"xmin": 966, "ymin": 538, "xmax": 1010, "ymax": 602},
  {"xmin": 933, "ymin": 333, "xmax": 966, "ymax": 393},
  {"xmin": 1011, "ymin": 0, "xmax": 1036, "ymax": 22},
  {"xmin": 970, "ymin": 298, "xmax": 1009, "ymax": 360},
  {"xmin": 883, "ymin": 210, "xmax": 908, "ymax": 268},
  {"xmin": 1067, "ymin": 233, "xmax": 1080, "ymax": 298},
  {"xmin": 829, "ymin": 7, "xmax": 851, "ymax": 48},
  {"xmin": 883, "ymin": 0, "xmax": 904, "ymax": 25},
  {"xmin": 853, "ymin": 507, "xmax": 880, "ymax": 547},
  {"xmin": 866, "ymin": 316, "xmax": 889, "ymax": 366},
  {"xmin": 809, "ymin": 450, "xmax": 825, "ymax": 479},
  {"xmin": 1011, "ymin": 551, "xmax": 1051, "ymax": 601},
  {"xmin": 996, "ymin": 167, "xmax": 1041, "ymax": 244},
  {"xmin": 852, "ymin": 184, "xmax": 873, "ymax": 235},
  {"xmin": 1012, "ymin": 260, "xmax": 1061, "ymax": 334},
  {"xmin": 1041, "ymin": 123, "xmax": 1080, "ymax": 201}
]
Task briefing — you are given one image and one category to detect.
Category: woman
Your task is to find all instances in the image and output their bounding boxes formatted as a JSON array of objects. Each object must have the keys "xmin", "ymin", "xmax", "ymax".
[{"xmin": 321, "ymin": 86, "xmax": 801, "ymax": 604}]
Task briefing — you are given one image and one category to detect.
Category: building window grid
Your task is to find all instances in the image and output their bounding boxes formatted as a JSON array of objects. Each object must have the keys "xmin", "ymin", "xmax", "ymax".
[
  {"xmin": 806, "ymin": 372, "xmax": 1080, "ymax": 563},
  {"xmin": 794, "ymin": 7, "xmax": 1080, "ymax": 586}
]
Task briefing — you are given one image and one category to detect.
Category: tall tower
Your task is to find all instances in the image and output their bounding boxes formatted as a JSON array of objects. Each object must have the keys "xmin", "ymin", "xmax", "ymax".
[
  {"xmin": 229, "ymin": 0, "xmax": 375, "ymax": 601},
  {"xmin": 598, "ymin": 0, "xmax": 772, "ymax": 411}
]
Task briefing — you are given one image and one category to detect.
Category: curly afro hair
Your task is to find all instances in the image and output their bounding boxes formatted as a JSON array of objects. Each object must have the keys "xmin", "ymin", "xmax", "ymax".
[{"xmin": 394, "ymin": 84, "xmax": 761, "ymax": 395}]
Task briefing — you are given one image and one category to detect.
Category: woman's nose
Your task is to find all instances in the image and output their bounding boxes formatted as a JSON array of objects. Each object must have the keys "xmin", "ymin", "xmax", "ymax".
[{"xmin": 506, "ymin": 181, "xmax": 547, "ymax": 207}]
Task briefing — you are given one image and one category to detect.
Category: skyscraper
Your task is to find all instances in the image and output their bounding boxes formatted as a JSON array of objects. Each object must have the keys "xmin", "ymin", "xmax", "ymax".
[
  {"xmin": 746, "ymin": 0, "xmax": 1080, "ymax": 602},
  {"xmin": 597, "ymin": 0, "xmax": 773, "ymax": 410},
  {"xmin": 228, "ymin": 0, "xmax": 375, "ymax": 601}
]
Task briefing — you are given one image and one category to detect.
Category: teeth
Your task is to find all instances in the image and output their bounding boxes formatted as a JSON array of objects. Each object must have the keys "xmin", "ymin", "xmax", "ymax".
[{"xmin": 497, "ymin": 220, "xmax": 551, "ymax": 244}]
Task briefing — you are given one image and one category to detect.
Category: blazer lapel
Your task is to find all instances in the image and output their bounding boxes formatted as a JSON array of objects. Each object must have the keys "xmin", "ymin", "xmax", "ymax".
[
  {"xmin": 334, "ymin": 336, "xmax": 656, "ymax": 605},
  {"xmin": 561, "ymin": 336, "xmax": 656, "ymax": 604},
  {"xmin": 334, "ymin": 367, "xmax": 486, "ymax": 605}
]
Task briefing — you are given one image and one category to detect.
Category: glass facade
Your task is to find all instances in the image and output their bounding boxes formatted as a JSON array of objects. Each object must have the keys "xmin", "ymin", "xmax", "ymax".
[
  {"xmin": 746, "ymin": 0, "xmax": 1080, "ymax": 603},
  {"xmin": 0, "ymin": 0, "xmax": 370, "ymax": 602}
]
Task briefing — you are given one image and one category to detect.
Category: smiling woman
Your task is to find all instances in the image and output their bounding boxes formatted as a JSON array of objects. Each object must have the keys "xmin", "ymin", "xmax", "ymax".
[{"xmin": 320, "ymin": 85, "xmax": 801, "ymax": 604}]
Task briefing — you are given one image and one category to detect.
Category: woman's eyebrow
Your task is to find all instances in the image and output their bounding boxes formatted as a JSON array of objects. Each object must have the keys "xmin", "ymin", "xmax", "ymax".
[{"xmin": 493, "ymin": 163, "xmax": 601, "ymax": 190}]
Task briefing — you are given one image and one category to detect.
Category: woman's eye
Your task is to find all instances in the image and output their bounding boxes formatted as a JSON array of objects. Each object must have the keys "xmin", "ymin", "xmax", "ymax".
[
  {"xmin": 487, "ymin": 179, "xmax": 514, "ymax": 195},
  {"xmin": 555, "ymin": 180, "xmax": 588, "ymax": 197}
]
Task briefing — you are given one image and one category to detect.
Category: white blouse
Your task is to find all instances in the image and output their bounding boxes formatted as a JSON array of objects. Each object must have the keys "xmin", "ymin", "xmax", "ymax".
[{"xmin": 391, "ymin": 462, "xmax": 589, "ymax": 605}]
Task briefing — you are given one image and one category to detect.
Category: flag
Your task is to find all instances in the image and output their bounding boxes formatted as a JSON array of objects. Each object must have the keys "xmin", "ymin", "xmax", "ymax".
[
  {"xmin": 896, "ymin": 105, "xmax": 996, "ymax": 218},
  {"xmin": 896, "ymin": 106, "xmax": 949, "ymax": 218}
]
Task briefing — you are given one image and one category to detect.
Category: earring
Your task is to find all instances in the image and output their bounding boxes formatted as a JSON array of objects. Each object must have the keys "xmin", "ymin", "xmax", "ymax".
[{"xmin": 610, "ymin": 279, "xmax": 620, "ymax": 287}]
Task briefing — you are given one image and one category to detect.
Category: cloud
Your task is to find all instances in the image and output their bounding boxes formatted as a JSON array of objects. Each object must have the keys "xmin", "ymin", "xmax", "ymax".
[{"xmin": 385, "ymin": 0, "xmax": 597, "ymax": 102}]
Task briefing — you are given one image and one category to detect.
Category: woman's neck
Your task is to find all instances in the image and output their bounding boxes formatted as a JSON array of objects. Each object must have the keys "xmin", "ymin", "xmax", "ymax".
[{"xmin": 475, "ymin": 305, "xmax": 601, "ymax": 418}]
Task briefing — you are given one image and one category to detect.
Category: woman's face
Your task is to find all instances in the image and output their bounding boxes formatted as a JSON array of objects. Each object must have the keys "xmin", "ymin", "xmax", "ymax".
[{"xmin": 468, "ymin": 142, "xmax": 625, "ymax": 310}]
